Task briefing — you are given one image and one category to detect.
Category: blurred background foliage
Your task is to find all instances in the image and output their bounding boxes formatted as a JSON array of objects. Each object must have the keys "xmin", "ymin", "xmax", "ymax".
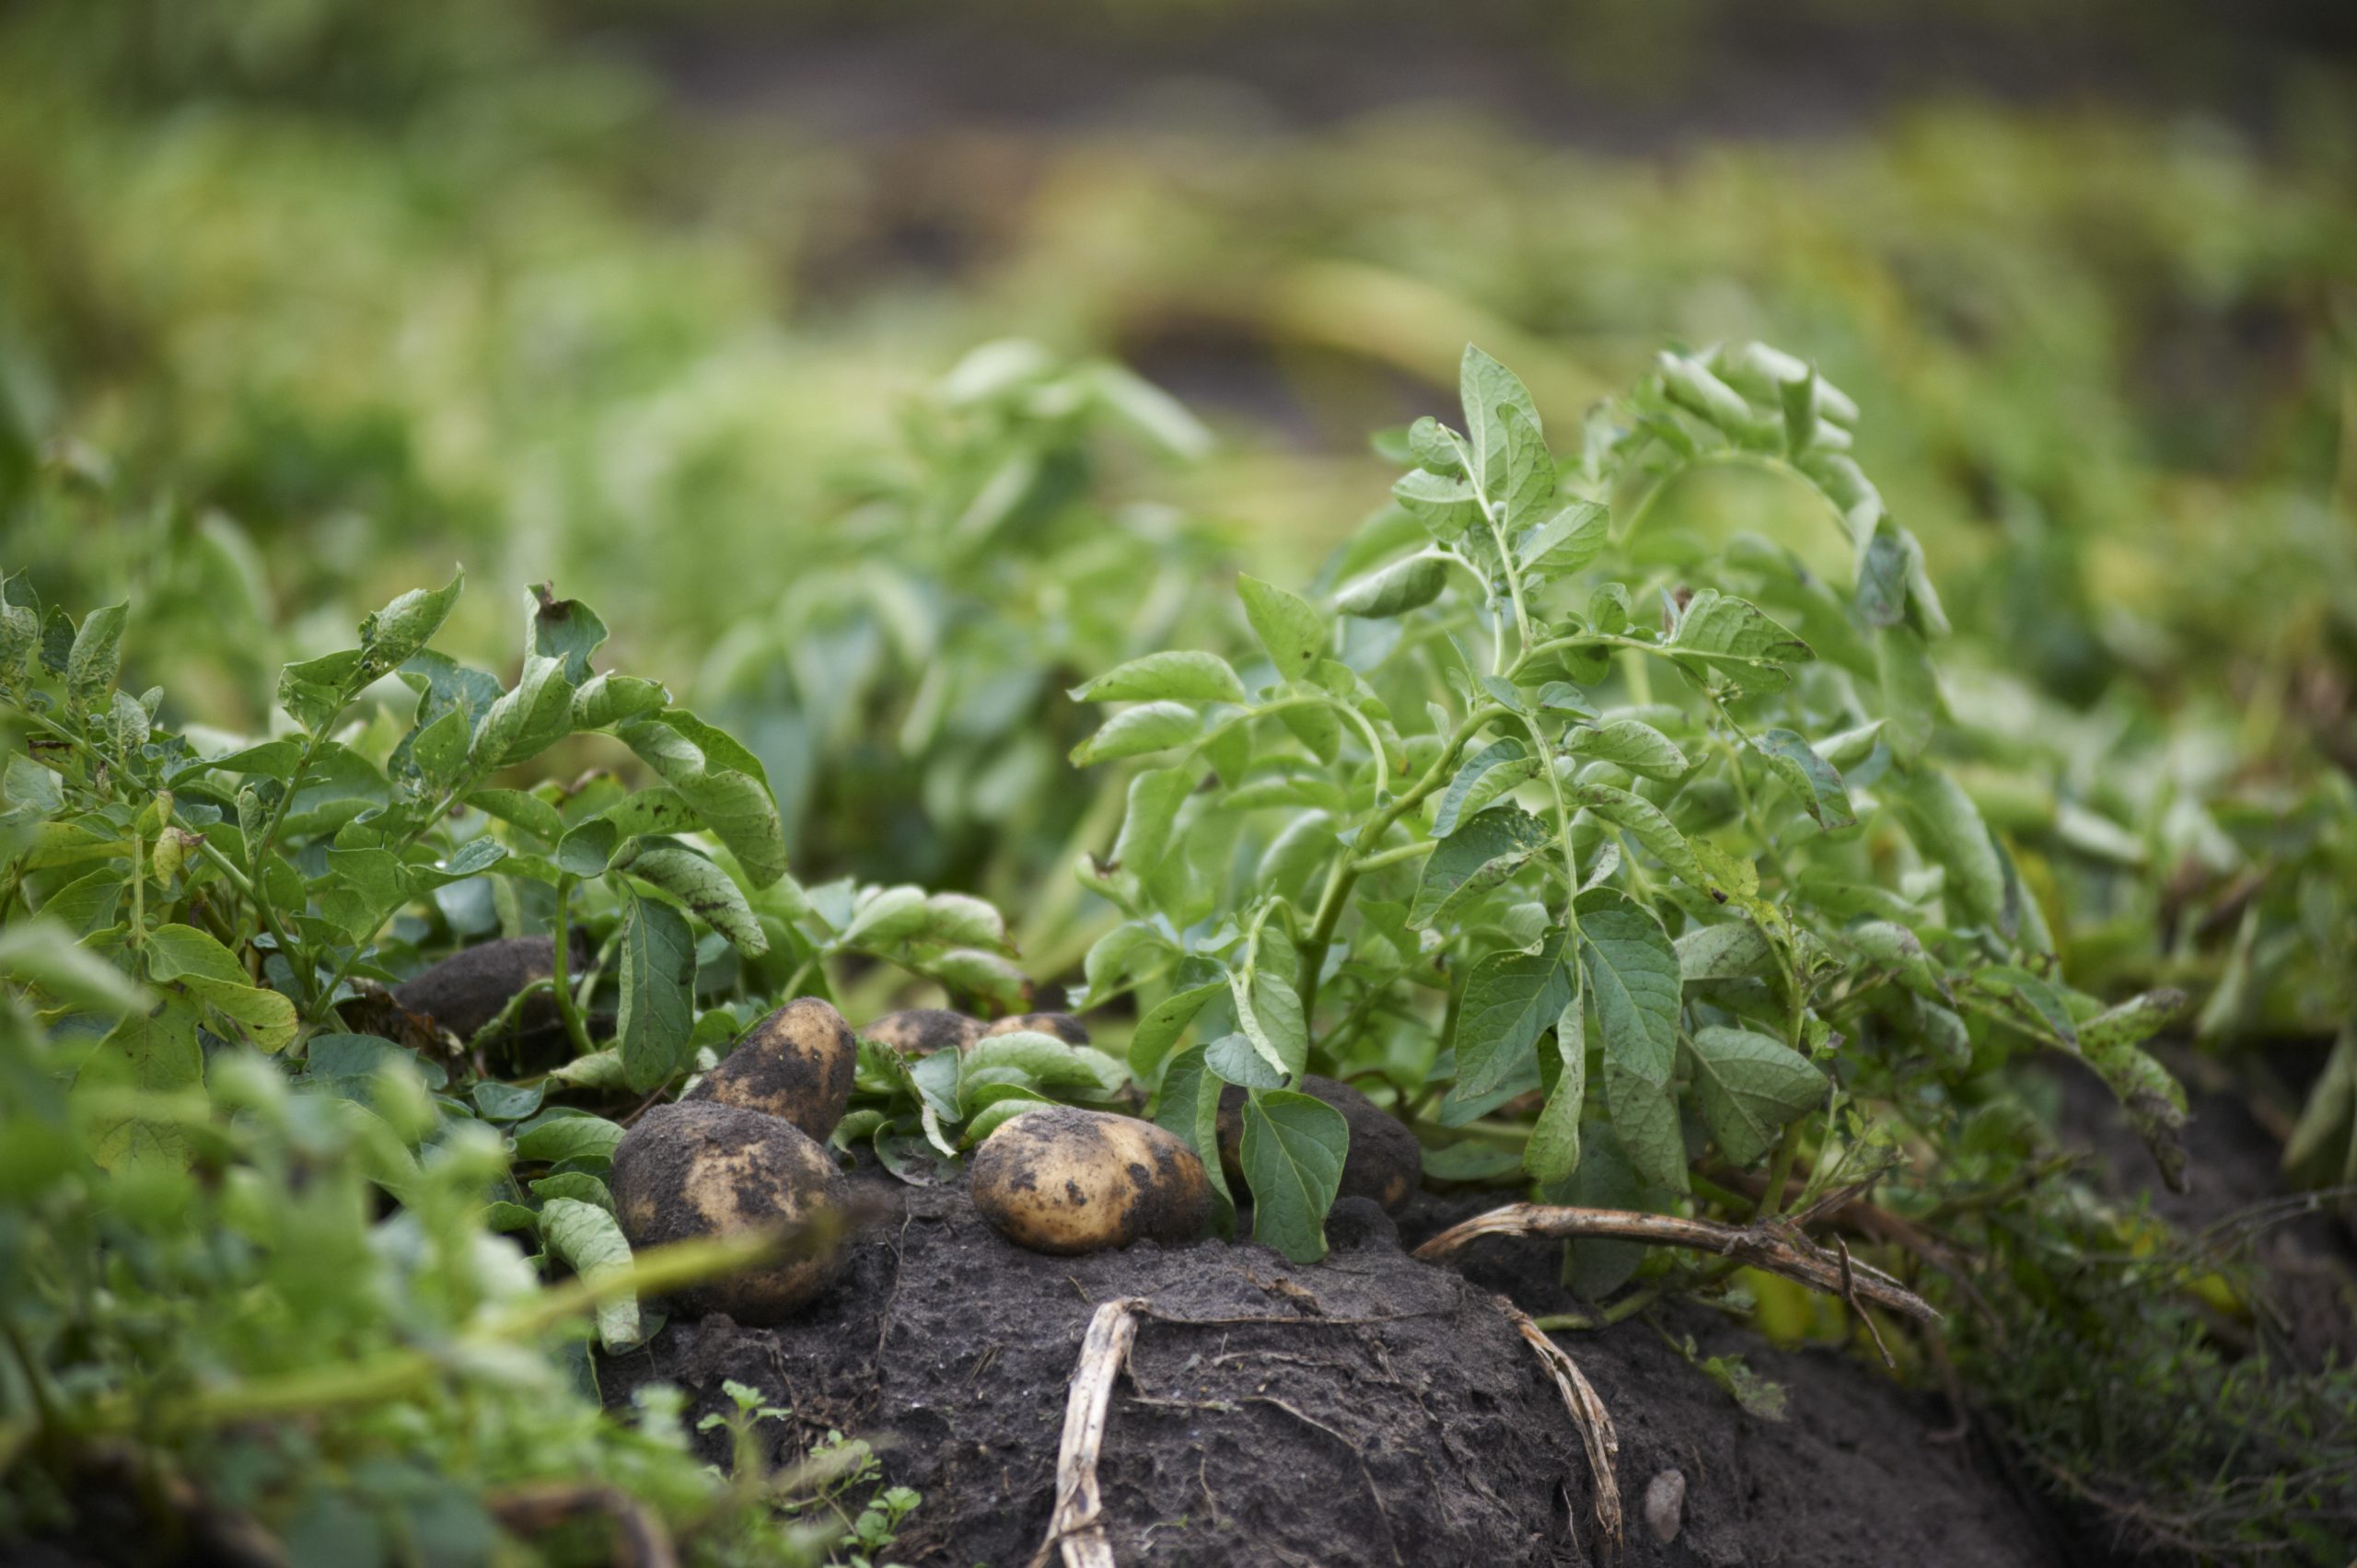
[{"xmin": 2, "ymin": 0, "xmax": 2353, "ymax": 1031}]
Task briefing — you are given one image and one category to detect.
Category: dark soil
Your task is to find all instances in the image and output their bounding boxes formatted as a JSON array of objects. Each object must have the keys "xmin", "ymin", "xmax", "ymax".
[{"xmin": 598, "ymin": 1166, "xmax": 2073, "ymax": 1568}]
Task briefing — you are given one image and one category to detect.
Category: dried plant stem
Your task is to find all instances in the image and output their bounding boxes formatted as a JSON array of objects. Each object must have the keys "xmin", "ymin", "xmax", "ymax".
[
  {"xmin": 1498, "ymin": 1298, "xmax": 1622, "ymax": 1551},
  {"xmin": 1031, "ymin": 1296, "xmax": 1146, "ymax": 1568},
  {"xmin": 1415, "ymin": 1202, "xmax": 1942, "ymax": 1326}
]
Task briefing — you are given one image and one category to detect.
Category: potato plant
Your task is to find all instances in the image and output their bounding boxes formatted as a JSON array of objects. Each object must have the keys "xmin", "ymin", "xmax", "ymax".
[{"xmin": 1074, "ymin": 343, "xmax": 2192, "ymax": 1266}]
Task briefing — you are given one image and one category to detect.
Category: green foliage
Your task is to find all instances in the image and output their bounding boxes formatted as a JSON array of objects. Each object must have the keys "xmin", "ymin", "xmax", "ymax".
[
  {"xmin": 1076, "ymin": 343, "xmax": 2189, "ymax": 1259},
  {"xmin": 0, "ymin": 575, "xmax": 964, "ymax": 1562}
]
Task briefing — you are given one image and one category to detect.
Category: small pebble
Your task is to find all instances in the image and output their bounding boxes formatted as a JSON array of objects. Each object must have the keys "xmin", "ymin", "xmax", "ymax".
[{"xmin": 1644, "ymin": 1468, "xmax": 1687, "ymax": 1544}]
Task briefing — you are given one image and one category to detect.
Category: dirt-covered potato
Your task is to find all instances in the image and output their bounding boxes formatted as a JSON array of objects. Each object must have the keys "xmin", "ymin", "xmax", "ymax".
[
  {"xmin": 970, "ymin": 1106, "xmax": 1211, "ymax": 1256},
  {"xmin": 864, "ymin": 1007, "xmax": 984, "ymax": 1056},
  {"xmin": 392, "ymin": 932, "xmax": 589, "ymax": 1040},
  {"xmin": 1217, "ymin": 1075, "xmax": 1422, "ymax": 1214},
  {"xmin": 684, "ymin": 996, "xmax": 856, "ymax": 1141},
  {"xmin": 610, "ymin": 1101, "xmax": 848, "ymax": 1323},
  {"xmin": 981, "ymin": 1011, "xmax": 1089, "ymax": 1044}
]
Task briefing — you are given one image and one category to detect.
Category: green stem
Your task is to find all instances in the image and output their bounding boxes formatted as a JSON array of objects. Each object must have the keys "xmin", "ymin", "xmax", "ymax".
[
  {"xmin": 1754, "ymin": 1125, "xmax": 1805, "ymax": 1222},
  {"xmin": 549, "ymin": 877, "xmax": 596, "ymax": 1059},
  {"xmin": 1519, "ymin": 714, "xmax": 1582, "ymax": 930},
  {"xmin": 246, "ymin": 725, "xmax": 329, "ymax": 884},
  {"xmin": 1295, "ymin": 703, "xmax": 1509, "ymax": 1015},
  {"xmin": 1351, "ymin": 840, "xmax": 1434, "ymax": 874}
]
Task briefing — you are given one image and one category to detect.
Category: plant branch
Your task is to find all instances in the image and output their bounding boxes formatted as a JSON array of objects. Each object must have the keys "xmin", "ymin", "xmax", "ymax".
[{"xmin": 1414, "ymin": 1202, "xmax": 1942, "ymax": 1324}]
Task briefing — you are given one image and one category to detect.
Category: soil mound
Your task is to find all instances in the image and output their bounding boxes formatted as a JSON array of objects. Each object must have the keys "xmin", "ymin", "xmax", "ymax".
[{"xmin": 598, "ymin": 1169, "xmax": 2068, "ymax": 1567}]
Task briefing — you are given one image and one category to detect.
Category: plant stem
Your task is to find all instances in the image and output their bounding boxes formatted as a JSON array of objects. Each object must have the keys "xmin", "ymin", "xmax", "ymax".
[
  {"xmin": 1295, "ymin": 703, "xmax": 1508, "ymax": 1015},
  {"xmin": 1350, "ymin": 839, "xmax": 1434, "ymax": 874},
  {"xmin": 548, "ymin": 877, "xmax": 596, "ymax": 1059},
  {"xmin": 1754, "ymin": 1125, "xmax": 1805, "ymax": 1222}
]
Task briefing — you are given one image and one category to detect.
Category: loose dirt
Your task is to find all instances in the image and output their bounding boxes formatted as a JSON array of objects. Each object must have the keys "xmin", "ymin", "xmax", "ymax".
[{"xmin": 598, "ymin": 1166, "xmax": 2073, "ymax": 1568}]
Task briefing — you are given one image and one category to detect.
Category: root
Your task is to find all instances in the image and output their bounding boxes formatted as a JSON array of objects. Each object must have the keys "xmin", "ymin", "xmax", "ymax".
[
  {"xmin": 1031, "ymin": 1296, "xmax": 1146, "ymax": 1568},
  {"xmin": 1498, "ymin": 1298, "xmax": 1622, "ymax": 1554},
  {"xmin": 1415, "ymin": 1202, "xmax": 1943, "ymax": 1326}
]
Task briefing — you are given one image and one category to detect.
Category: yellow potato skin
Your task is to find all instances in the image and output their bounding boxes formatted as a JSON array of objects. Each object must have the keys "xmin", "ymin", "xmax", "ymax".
[
  {"xmin": 611, "ymin": 1101, "xmax": 848, "ymax": 1324},
  {"xmin": 970, "ymin": 1106, "xmax": 1211, "ymax": 1256},
  {"xmin": 684, "ymin": 995, "xmax": 857, "ymax": 1141}
]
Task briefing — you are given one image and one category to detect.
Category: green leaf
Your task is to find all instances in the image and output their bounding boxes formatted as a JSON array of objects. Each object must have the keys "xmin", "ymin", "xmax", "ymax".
[
  {"xmin": 922, "ymin": 891, "xmax": 1008, "ymax": 951},
  {"xmin": 528, "ymin": 587, "xmax": 609, "ymax": 684},
  {"xmin": 1664, "ymin": 590, "xmax": 1813, "ymax": 696},
  {"xmin": 841, "ymin": 884, "xmax": 928, "ymax": 947},
  {"xmin": 1205, "ymin": 1030, "xmax": 1285, "ymax": 1089},
  {"xmin": 1071, "ymin": 702, "xmax": 1202, "ymax": 766},
  {"xmin": 0, "ymin": 596, "xmax": 37, "ymax": 677},
  {"xmin": 1974, "ymin": 965, "xmax": 2078, "ymax": 1049},
  {"xmin": 929, "ymin": 947, "xmax": 1030, "ymax": 1015},
  {"xmin": 1892, "ymin": 767, "xmax": 2006, "ymax": 931},
  {"xmin": 1459, "ymin": 344, "xmax": 1540, "ymax": 505},
  {"xmin": 2079, "ymin": 988, "xmax": 2189, "ymax": 1056},
  {"xmin": 513, "ymin": 1113, "xmax": 626, "ymax": 1165},
  {"xmin": 616, "ymin": 894, "xmax": 696, "ymax": 1093},
  {"xmin": 1432, "ymin": 738, "xmax": 1538, "ymax": 837},
  {"xmin": 1845, "ymin": 920, "xmax": 1946, "ymax": 999},
  {"xmin": 407, "ymin": 708, "xmax": 471, "ymax": 787},
  {"xmin": 528, "ymin": 1169, "xmax": 610, "ymax": 1211},
  {"xmin": 5, "ymin": 754, "xmax": 64, "ymax": 813},
  {"xmin": 616, "ymin": 710, "xmax": 788, "ymax": 889},
  {"xmin": 1686, "ymin": 1026, "xmax": 1829, "ymax": 1166},
  {"xmin": 1518, "ymin": 502, "xmax": 1608, "ymax": 579},
  {"xmin": 1564, "ymin": 719, "xmax": 1689, "ymax": 783},
  {"xmin": 1128, "ymin": 976, "xmax": 1225, "ymax": 1078},
  {"xmin": 473, "ymin": 1080, "xmax": 547, "ymax": 1121},
  {"xmin": 1497, "ymin": 403, "xmax": 1557, "ymax": 529},
  {"xmin": 145, "ymin": 923, "xmax": 297, "ymax": 1051},
  {"xmin": 1751, "ymin": 728, "xmax": 1855, "ymax": 830},
  {"xmin": 1391, "ymin": 468, "xmax": 1481, "ymax": 543},
  {"xmin": 1603, "ymin": 1057, "xmax": 1688, "ymax": 1193},
  {"xmin": 278, "ymin": 649, "xmax": 362, "ymax": 733},
  {"xmin": 1525, "ymin": 996, "xmax": 1586, "ymax": 1184},
  {"xmin": 1410, "ymin": 805, "xmax": 1551, "ymax": 927},
  {"xmin": 1072, "ymin": 651, "xmax": 1248, "ymax": 706},
  {"xmin": 78, "ymin": 993, "xmax": 205, "ymax": 1169},
  {"xmin": 539, "ymin": 1197, "xmax": 641, "ymax": 1351},
  {"xmin": 621, "ymin": 843, "xmax": 767, "ymax": 957},
  {"xmin": 1152, "ymin": 1042, "xmax": 1234, "ymax": 1232},
  {"xmin": 471, "ymin": 653, "xmax": 575, "ymax": 770},
  {"xmin": 601, "ymin": 788, "xmax": 703, "ymax": 841},
  {"xmin": 1333, "ymin": 554, "xmax": 1448, "ymax": 619},
  {"xmin": 65, "ymin": 601, "xmax": 128, "ymax": 705},
  {"xmin": 0, "ymin": 918, "xmax": 151, "ymax": 1016},
  {"xmin": 1111, "ymin": 766, "xmax": 1192, "ymax": 880},
  {"xmin": 572, "ymin": 673, "xmax": 669, "ymax": 731},
  {"xmin": 1675, "ymin": 922, "xmax": 1773, "ymax": 983},
  {"xmin": 358, "ymin": 570, "xmax": 463, "ymax": 678},
  {"xmin": 1574, "ymin": 888, "xmax": 1680, "ymax": 1086},
  {"xmin": 1876, "ymin": 624, "xmax": 1944, "ymax": 761},
  {"xmin": 555, "ymin": 819, "xmax": 621, "ymax": 877},
  {"xmin": 467, "ymin": 788, "xmax": 567, "ymax": 844},
  {"xmin": 1237, "ymin": 575, "xmax": 1326, "ymax": 679},
  {"xmin": 1562, "ymin": 780, "xmax": 1707, "ymax": 896},
  {"xmin": 1451, "ymin": 930, "xmax": 1573, "ymax": 1103},
  {"xmin": 1240, "ymin": 1089, "xmax": 1349, "ymax": 1264},
  {"xmin": 1229, "ymin": 936, "xmax": 1307, "ymax": 1082}
]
